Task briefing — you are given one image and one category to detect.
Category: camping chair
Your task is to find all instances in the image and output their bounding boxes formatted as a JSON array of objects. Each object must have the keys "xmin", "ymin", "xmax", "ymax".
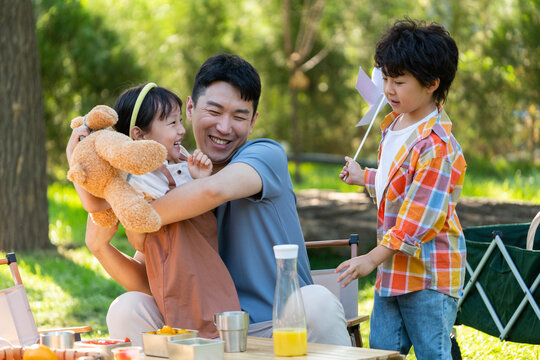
[
  {"xmin": 305, "ymin": 234, "xmax": 370, "ymax": 347},
  {"xmin": 456, "ymin": 212, "xmax": 540, "ymax": 344},
  {"xmin": 0, "ymin": 252, "xmax": 91, "ymax": 346}
]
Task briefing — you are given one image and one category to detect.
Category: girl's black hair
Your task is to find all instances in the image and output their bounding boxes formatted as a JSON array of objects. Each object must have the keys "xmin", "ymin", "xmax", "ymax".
[
  {"xmin": 113, "ymin": 84, "xmax": 183, "ymax": 136},
  {"xmin": 374, "ymin": 18, "xmax": 459, "ymax": 105}
]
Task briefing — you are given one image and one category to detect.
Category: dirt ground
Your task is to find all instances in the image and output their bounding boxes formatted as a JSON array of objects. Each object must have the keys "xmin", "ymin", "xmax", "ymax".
[{"xmin": 296, "ymin": 189, "xmax": 540, "ymax": 254}]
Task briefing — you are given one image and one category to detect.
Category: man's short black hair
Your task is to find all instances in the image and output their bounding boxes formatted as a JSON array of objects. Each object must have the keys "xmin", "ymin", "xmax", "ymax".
[
  {"xmin": 374, "ymin": 18, "xmax": 459, "ymax": 105},
  {"xmin": 191, "ymin": 54, "xmax": 261, "ymax": 116}
]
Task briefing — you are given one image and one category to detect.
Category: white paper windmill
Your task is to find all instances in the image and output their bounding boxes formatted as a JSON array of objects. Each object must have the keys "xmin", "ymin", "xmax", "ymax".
[{"xmin": 351, "ymin": 66, "xmax": 388, "ymax": 161}]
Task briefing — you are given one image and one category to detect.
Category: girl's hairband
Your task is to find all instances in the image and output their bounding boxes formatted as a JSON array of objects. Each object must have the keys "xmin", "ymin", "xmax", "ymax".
[{"xmin": 129, "ymin": 82, "xmax": 157, "ymax": 139}]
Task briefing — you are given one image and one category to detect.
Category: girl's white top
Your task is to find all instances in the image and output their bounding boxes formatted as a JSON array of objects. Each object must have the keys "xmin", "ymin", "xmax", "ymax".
[
  {"xmin": 128, "ymin": 161, "xmax": 192, "ymax": 200},
  {"xmin": 375, "ymin": 109, "xmax": 438, "ymax": 208}
]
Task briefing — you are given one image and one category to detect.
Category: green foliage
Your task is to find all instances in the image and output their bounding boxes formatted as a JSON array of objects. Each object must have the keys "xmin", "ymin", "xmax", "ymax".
[
  {"xmin": 37, "ymin": 0, "xmax": 539, "ymax": 184},
  {"xmin": 33, "ymin": 0, "xmax": 146, "ymax": 178}
]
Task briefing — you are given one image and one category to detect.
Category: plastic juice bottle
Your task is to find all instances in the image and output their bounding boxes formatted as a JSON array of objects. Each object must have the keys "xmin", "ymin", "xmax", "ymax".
[{"xmin": 272, "ymin": 244, "xmax": 307, "ymax": 356}]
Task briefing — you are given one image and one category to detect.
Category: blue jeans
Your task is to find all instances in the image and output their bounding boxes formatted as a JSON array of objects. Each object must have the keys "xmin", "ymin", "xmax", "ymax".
[{"xmin": 369, "ymin": 289, "xmax": 458, "ymax": 360}]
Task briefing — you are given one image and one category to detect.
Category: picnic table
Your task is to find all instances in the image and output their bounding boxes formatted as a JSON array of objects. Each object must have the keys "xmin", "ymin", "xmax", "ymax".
[{"xmin": 144, "ymin": 336, "xmax": 404, "ymax": 360}]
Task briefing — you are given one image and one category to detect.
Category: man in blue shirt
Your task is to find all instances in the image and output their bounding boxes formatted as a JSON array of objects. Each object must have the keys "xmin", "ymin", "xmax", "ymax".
[{"xmin": 69, "ymin": 54, "xmax": 349, "ymax": 345}]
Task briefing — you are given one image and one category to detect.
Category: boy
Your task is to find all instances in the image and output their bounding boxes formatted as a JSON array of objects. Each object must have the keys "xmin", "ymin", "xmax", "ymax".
[{"xmin": 338, "ymin": 18, "xmax": 467, "ymax": 359}]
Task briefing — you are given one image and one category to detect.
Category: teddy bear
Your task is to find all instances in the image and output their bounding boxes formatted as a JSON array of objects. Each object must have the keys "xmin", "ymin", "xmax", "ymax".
[{"xmin": 67, "ymin": 105, "xmax": 167, "ymax": 233}]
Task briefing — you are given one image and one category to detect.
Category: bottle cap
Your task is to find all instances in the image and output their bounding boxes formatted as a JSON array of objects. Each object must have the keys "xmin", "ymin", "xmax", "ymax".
[{"xmin": 273, "ymin": 244, "xmax": 299, "ymax": 259}]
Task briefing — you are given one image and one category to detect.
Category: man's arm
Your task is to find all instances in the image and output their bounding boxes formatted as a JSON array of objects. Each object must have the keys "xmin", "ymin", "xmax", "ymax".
[
  {"xmin": 85, "ymin": 215, "xmax": 150, "ymax": 294},
  {"xmin": 153, "ymin": 162, "xmax": 262, "ymax": 226}
]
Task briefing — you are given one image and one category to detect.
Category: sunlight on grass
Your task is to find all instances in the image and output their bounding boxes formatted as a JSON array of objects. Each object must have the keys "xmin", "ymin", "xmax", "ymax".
[
  {"xmin": 455, "ymin": 326, "xmax": 540, "ymax": 360},
  {"xmin": 48, "ymin": 183, "xmax": 89, "ymax": 247},
  {"xmin": 290, "ymin": 161, "xmax": 540, "ymax": 204}
]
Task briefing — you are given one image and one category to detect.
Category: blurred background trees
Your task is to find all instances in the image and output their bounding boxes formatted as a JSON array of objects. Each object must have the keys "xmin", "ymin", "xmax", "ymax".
[{"xmin": 33, "ymin": 0, "xmax": 539, "ymax": 178}]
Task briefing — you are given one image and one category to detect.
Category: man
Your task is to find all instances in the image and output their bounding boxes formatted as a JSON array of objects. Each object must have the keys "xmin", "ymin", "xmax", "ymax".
[{"xmin": 68, "ymin": 54, "xmax": 349, "ymax": 346}]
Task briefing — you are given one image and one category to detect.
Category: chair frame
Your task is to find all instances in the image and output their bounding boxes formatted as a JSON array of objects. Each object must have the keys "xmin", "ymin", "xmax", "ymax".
[
  {"xmin": 305, "ymin": 234, "xmax": 369, "ymax": 347},
  {"xmin": 1, "ymin": 252, "xmax": 91, "ymax": 342}
]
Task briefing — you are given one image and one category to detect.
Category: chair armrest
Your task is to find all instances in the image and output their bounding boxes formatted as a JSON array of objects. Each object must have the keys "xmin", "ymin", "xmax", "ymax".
[{"xmin": 346, "ymin": 314, "xmax": 369, "ymax": 328}]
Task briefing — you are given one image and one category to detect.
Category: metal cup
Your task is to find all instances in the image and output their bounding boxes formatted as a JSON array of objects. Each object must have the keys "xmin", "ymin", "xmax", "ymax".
[
  {"xmin": 213, "ymin": 311, "xmax": 249, "ymax": 352},
  {"xmin": 40, "ymin": 331, "xmax": 75, "ymax": 349}
]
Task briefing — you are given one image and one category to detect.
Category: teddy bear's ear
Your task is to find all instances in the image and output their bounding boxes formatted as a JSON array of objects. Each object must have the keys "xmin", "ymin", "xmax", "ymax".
[
  {"xmin": 86, "ymin": 105, "xmax": 118, "ymax": 130},
  {"xmin": 70, "ymin": 116, "xmax": 84, "ymax": 129}
]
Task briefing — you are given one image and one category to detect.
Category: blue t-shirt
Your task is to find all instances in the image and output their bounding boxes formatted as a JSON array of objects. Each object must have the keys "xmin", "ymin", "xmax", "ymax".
[{"xmin": 215, "ymin": 139, "xmax": 313, "ymax": 324}]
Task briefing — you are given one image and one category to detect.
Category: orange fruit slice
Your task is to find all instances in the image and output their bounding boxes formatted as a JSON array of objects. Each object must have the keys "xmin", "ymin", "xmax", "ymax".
[{"xmin": 23, "ymin": 344, "xmax": 58, "ymax": 360}]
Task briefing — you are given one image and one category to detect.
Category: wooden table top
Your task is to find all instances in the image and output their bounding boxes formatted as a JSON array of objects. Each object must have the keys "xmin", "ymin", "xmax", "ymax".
[{"xmin": 222, "ymin": 337, "xmax": 404, "ymax": 360}]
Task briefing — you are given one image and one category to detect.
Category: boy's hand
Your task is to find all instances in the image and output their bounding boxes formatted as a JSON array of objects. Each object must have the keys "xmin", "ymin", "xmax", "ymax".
[
  {"xmin": 187, "ymin": 149, "xmax": 213, "ymax": 179},
  {"xmin": 335, "ymin": 254, "xmax": 378, "ymax": 287},
  {"xmin": 339, "ymin": 156, "xmax": 365, "ymax": 186}
]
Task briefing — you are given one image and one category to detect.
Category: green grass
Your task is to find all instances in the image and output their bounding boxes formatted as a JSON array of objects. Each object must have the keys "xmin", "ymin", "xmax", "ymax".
[
  {"xmin": 289, "ymin": 159, "xmax": 540, "ymax": 203},
  {"xmin": 1, "ymin": 161, "xmax": 538, "ymax": 358}
]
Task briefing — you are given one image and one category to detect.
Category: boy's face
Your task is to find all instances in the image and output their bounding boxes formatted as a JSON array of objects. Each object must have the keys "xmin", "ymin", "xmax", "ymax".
[
  {"xmin": 186, "ymin": 81, "xmax": 258, "ymax": 171},
  {"xmin": 383, "ymin": 70, "xmax": 439, "ymax": 122}
]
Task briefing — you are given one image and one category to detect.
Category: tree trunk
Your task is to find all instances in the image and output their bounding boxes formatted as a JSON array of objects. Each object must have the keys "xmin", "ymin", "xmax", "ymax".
[{"xmin": 0, "ymin": 0, "xmax": 50, "ymax": 251}]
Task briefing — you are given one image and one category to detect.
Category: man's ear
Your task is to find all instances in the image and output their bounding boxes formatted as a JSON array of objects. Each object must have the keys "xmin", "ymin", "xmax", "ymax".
[
  {"xmin": 130, "ymin": 126, "xmax": 145, "ymax": 140},
  {"xmin": 186, "ymin": 96, "xmax": 194, "ymax": 123},
  {"xmin": 249, "ymin": 111, "xmax": 259, "ymax": 134},
  {"xmin": 427, "ymin": 78, "xmax": 440, "ymax": 94}
]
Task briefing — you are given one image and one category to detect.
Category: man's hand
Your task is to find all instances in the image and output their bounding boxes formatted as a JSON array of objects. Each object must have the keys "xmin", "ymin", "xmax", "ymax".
[
  {"xmin": 187, "ymin": 149, "xmax": 213, "ymax": 179},
  {"xmin": 126, "ymin": 230, "xmax": 147, "ymax": 253},
  {"xmin": 339, "ymin": 156, "xmax": 365, "ymax": 186},
  {"xmin": 66, "ymin": 121, "xmax": 90, "ymax": 165},
  {"xmin": 85, "ymin": 214, "xmax": 118, "ymax": 254}
]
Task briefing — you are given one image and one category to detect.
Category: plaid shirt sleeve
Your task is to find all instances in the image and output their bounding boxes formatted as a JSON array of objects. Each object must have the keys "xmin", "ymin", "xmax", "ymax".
[{"xmin": 379, "ymin": 141, "xmax": 466, "ymax": 258}]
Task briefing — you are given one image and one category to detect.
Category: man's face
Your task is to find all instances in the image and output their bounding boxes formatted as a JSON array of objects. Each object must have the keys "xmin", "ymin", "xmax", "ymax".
[{"xmin": 187, "ymin": 81, "xmax": 258, "ymax": 170}]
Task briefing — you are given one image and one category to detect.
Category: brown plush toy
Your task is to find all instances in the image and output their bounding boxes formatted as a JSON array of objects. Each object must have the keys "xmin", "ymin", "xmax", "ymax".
[{"xmin": 67, "ymin": 105, "xmax": 167, "ymax": 233}]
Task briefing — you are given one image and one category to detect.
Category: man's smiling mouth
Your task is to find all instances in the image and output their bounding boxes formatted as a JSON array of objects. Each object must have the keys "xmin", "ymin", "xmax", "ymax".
[{"xmin": 210, "ymin": 136, "xmax": 229, "ymax": 145}]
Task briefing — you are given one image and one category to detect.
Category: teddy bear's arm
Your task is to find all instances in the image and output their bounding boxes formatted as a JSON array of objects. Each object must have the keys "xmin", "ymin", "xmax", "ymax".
[{"xmin": 94, "ymin": 131, "xmax": 167, "ymax": 175}]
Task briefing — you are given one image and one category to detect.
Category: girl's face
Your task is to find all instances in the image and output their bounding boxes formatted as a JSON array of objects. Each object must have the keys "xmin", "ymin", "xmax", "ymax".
[{"xmin": 142, "ymin": 104, "xmax": 187, "ymax": 163}]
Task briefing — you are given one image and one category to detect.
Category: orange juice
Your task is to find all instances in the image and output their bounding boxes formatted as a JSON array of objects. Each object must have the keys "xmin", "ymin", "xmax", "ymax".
[{"xmin": 273, "ymin": 328, "xmax": 307, "ymax": 356}]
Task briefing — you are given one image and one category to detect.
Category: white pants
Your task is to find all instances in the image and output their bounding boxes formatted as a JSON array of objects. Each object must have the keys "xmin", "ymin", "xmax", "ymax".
[{"xmin": 107, "ymin": 284, "xmax": 350, "ymax": 346}]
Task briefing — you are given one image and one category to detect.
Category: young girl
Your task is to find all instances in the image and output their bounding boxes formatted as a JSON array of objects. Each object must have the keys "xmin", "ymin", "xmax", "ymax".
[{"xmin": 77, "ymin": 83, "xmax": 240, "ymax": 341}]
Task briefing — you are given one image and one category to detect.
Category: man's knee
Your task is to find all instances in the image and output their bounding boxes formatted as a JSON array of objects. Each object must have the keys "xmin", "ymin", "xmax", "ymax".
[
  {"xmin": 302, "ymin": 285, "xmax": 350, "ymax": 346},
  {"xmin": 106, "ymin": 292, "xmax": 163, "ymax": 345},
  {"xmin": 106, "ymin": 292, "xmax": 145, "ymax": 326}
]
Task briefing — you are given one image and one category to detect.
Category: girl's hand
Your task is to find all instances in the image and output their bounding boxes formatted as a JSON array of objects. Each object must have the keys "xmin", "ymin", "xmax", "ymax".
[
  {"xmin": 66, "ymin": 122, "xmax": 91, "ymax": 164},
  {"xmin": 85, "ymin": 214, "xmax": 118, "ymax": 254},
  {"xmin": 339, "ymin": 156, "xmax": 365, "ymax": 186},
  {"xmin": 335, "ymin": 254, "xmax": 377, "ymax": 287},
  {"xmin": 188, "ymin": 149, "xmax": 213, "ymax": 179}
]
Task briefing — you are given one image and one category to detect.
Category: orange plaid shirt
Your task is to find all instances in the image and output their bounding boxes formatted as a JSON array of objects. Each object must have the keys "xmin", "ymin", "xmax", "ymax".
[{"xmin": 364, "ymin": 109, "xmax": 467, "ymax": 298}]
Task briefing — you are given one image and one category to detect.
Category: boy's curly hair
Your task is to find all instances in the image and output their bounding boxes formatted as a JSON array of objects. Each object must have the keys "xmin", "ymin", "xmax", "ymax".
[{"xmin": 374, "ymin": 18, "xmax": 459, "ymax": 105}]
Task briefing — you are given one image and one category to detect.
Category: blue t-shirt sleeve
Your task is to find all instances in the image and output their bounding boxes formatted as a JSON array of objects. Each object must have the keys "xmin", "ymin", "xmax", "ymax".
[{"xmin": 230, "ymin": 139, "xmax": 289, "ymax": 202}]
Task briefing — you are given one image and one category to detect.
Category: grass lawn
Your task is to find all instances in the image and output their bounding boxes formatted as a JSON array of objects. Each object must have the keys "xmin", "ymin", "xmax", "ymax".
[{"xmin": 1, "ymin": 162, "xmax": 539, "ymax": 359}]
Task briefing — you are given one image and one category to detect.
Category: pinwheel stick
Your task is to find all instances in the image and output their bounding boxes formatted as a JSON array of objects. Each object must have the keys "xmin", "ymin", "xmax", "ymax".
[{"xmin": 352, "ymin": 97, "xmax": 385, "ymax": 161}]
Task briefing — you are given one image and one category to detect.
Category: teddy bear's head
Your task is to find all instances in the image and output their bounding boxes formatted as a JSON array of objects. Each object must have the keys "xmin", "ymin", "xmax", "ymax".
[{"xmin": 70, "ymin": 105, "xmax": 118, "ymax": 131}]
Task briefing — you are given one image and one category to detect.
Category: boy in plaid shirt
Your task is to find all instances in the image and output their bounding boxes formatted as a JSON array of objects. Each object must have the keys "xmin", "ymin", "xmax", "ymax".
[{"xmin": 338, "ymin": 18, "xmax": 466, "ymax": 359}]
